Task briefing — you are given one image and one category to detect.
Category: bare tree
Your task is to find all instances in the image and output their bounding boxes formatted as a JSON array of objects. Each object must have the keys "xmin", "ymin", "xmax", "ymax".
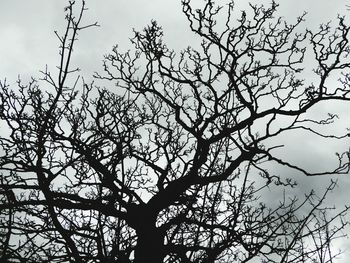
[{"xmin": 1, "ymin": 1, "xmax": 350, "ymax": 262}]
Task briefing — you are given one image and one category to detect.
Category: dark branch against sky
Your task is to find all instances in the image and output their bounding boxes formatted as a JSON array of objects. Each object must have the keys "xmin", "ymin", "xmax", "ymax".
[{"xmin": 0, "ymin": 0, "xmax": 350, "ymax": 261}]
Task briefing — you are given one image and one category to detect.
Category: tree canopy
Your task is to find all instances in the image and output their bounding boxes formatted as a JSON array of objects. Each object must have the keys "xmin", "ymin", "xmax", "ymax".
[{"xmin": 1, "ymin": 1, "xmax": 350, "ymax": 262}]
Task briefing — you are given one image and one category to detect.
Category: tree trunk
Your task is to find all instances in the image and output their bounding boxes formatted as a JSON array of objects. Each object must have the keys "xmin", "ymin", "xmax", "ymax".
[
  {"xmin": 133, "ymin": 227, "xmax": 165, "ymax": 263},
  {"xmin": 128, "ymin": 204, "xmax": 165, "ymax": 263}
]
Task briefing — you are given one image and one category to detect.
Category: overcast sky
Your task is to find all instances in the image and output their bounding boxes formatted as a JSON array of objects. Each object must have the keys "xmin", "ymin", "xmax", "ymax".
[{"xmin": 1, "ymin": 0, "xmax": 350, "ymax": 261}]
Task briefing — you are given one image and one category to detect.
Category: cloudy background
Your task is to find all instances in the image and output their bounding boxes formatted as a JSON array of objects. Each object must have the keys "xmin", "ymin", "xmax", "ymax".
[{"xmin": 1, "ymin": 0, "xmax": 350, "ymax": 261}]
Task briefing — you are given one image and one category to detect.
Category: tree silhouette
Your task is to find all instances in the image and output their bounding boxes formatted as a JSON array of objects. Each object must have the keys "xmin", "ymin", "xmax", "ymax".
[{"xmin": 1, "ymin": 1, "xmax": 350, "ymax": 262}]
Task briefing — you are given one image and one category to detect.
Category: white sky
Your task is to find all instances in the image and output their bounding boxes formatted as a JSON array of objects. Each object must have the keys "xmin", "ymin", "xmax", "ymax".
[{"xmin": 0, "ymin": 0, "xmax": 350, "ymax": 261}]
